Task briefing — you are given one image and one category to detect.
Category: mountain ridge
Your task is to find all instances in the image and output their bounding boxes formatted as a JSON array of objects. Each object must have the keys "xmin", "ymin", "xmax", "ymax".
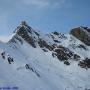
[{"xmin": 0, "ymin": 21, "xmax": 90, "ymax": 90}]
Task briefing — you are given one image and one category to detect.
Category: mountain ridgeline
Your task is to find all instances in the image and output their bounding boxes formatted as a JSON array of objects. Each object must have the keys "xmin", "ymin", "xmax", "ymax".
[
  {"xmin": 0, "ymin": 21, "xmax": 90, "ymax": 90},
  {"xmin": 9, "ymin": 21, "xmax": 90, "ymax": 68}
]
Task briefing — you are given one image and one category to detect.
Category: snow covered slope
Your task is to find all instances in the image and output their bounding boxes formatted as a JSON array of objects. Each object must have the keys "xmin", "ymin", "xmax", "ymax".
[{"xmin": 0, "ymin": 21, "xmax": 90, "ymax": 90}]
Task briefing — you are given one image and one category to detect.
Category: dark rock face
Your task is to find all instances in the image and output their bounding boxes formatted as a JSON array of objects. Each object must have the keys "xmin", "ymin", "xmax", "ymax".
[
  {"xmin": 73, "ymin": 54, "xmax": 80, "ymax": 60},
  {"xmin": 78, "ymin": 58, "xmax": 90, "ymax": 69},
  {"xmin": 7, "ymin": 57, "xmax": 14, "ymax": 64},
  {"xmin": 25, "ymin": 64, "xmax": 40, "ymax": 77},
  {"xmin": 38, "ymin": 38, "xmax": 53, "ymax": 51},
  {"xmin": 53, "ymin": 45, "xmax": 80, "ymax": 61},
  {"xmin": 1, "ymin": 52, "xmax": 5, "ymax": 59},
  {"xmin": 16, "ymin": 26, "xmax": 36, "ymax": 48},
  {"xmin": 53, "ymin": 40, "xmax": 60, "ymax": 43},
  {"xmin": 70, "ymin": 27, "xmax": 90, "ymax": 46},
  {"xmin": 77, "ymin": 44, "xmax": 87, "ymax": 50},
  {"xmin": 53, "ymin": 31, "xmax": 59, "ymax": 35},
  {"xmin": 54, "ymin": 48, "xmax": 70, "ymax": 60},
  {"xmin": 1, "ymin": 51, "xmax": 14, "ymax": 64},
  {"xmin": 86, "ymin": 28, "xmax": 90, "ymax": 33},
  {"xmin": 64, "ymin": 60, "xmax": 70, "ymax": 65}
]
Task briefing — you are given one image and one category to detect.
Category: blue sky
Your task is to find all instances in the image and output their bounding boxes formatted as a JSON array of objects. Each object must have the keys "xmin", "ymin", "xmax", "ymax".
[{"xmin": 0, "ymin": 0, "xmax": 90, "ymax": 35}]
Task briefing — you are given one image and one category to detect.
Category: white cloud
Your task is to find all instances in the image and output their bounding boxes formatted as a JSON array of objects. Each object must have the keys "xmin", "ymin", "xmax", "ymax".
[
  {"xmin": 21, "ymin": 0, "xmax": 49, "ymax": 8},
  {"xmin": 20, "ymin": 0, "xmax": 68, "ymax": 9},
  {"xmin": 51, "ymin": 0, "xmax": 69, "ymax": 9}
]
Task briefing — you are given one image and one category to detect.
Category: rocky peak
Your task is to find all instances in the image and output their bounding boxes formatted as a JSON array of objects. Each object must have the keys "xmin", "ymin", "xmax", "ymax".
[
  {"xmin": 21, "ymin": 21, "xmax": 28, "ymax": 26},
  {"xmin": 11, "ymin": 21, "xmax": 39, "ymax": 48},
  {"xmin": 70, "ymin": 26, "xmax": 90, "ymax": 46},
  {"xmin": 14, "ymin": 21, "xmax": 32, "ymax": 34}
]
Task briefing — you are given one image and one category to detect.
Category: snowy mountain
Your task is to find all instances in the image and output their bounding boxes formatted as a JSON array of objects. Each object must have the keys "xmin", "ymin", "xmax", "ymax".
[{"xmin": 0, "ymin": 21, "xmax": 90, "ymax": 90}]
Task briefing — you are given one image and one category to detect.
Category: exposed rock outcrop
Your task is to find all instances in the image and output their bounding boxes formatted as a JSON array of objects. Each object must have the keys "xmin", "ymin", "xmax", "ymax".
[
  {"xmin": 70, "ymin": 27, "xmax": 90, "ymax": 46},
  {"xmin": 16, "ymin": 27, "xmax": 36, "ymax": 48},
  {"xmin": 53, "ymin": 45, "xmax": 80, "ymax": 61},
  {"xmin": 78, "ymin": 58, "xmax": 90, "ymax": 69},
  {"xmin": 38, "ymin": 38, "xmax": 53, "ymax": 51}
]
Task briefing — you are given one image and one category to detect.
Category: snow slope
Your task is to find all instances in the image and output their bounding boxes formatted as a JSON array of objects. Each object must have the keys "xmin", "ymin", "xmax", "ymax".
[{"xmin": 0, "ymin": 22, "xmax": 90, "ymax": 90}]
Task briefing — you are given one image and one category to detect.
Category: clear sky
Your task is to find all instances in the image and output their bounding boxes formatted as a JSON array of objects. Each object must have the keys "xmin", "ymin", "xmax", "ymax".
[{"xmin": 0, "ymin": 0, "xmax": 90, "ymax": 35}]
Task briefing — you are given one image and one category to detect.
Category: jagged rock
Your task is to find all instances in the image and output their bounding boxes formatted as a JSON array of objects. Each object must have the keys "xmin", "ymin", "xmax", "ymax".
[
  {"xmin": 34, "ymin": 31, "xmax": 40, "ymax": 37},
  {"xmin": 73, "ymin": 54, "xmax": 80, "ymax": 60},
  {"xmin": 7, "ymin": 56, "xmax": 14, "ymax": 64},
  {"xmin": 42, "ymin": 48, "xmax": 48, "ymax": 52},
  {"xmin": 54, "ymin": 46, "xmax": 73, "ymax": 60},
  {"xmin": 38, "ymin": 39, "xmax": 53, "ymax": 51},
  {"xmin": 53, "ymin": 40, "xmax": 60, "ymax": 43},
  {"xmin": 16, "ymin": 26, "xmax": 36, "ymax": 48},
  {"xmin": 77, "ymin": 44, "xmax": 87, "ymax": 50},
  {"xmin": 64, "ymin": 60, "xmax": 70, "ymax": 65},
  {"xmin": 21, "ymin": 21, "xmax": 28, "ymax": 26},
  {"xmin": 25, "ymin": 64, "xmax": 40, "ymax": 77},
  {"xmin": 1, "ymin": 52, "xmax": 5, "ymax": 59},
  {"xmin": 53, "ymin": 45, "xmax": 80, "ymax": 61},
  {"xmin": 70, "ymin": 27, "xmax": 90, "ymax": 46},
  {"xmin": 25, "ymin": 64, "xmax": 30, "ymax": 69},
  {"xmin": 54, "ymin": 48, "xmax": 69, "ymax": 60},
  {"xmin": 78, "ymin": 58, "xmax": 90, "ymax": 69},
  {"xmin": 53, "ymin": 31, "xmax": 59, "ymax": 35}
]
